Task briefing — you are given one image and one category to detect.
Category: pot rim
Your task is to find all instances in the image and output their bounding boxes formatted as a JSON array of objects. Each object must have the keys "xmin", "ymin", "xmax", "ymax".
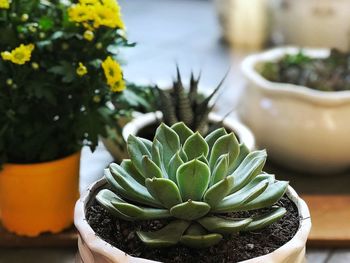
[
  {"xmin": 74, "ymin": 178, "xmax": 311, "ymax": 263},
  {"xmin": 122, "ymin": 111, "xmax": 256, "ymax": 151},
  {"xmin": 241, "ymin": 46, "xmax": 350, "ymax": 106}
]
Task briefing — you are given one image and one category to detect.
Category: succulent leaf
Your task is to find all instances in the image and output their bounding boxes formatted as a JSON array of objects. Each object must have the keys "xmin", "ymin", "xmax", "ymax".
[
  {"xmin": 204, "ymin": 176, "xmax": 234, "ymax": 208},
  {"xmin": 155, "ymin": 123, "xmax": 180, "ymax": 164},
  {"xmin": 243, "ymin": 207, "xmax": 286, "ymax": 232},
  {"xmin": 137, "ymin": 220, "xmax": 190, "ymax": 247},
  {"xmin": 229, "ymin": 144, "xmax": 250, "ymax": 173},
  {"xmin": 180, "ymin": 233, "xmax": 223, "ymax": 248},
  {"xmin": 142, "ymin": 155, "xmax": 163, "ymax": 179},
  {"xmin": 209, "ymin": 133, "xmax": 239, "ymax": 171},
  {"xmin": 213, "ymin": 180, "xmax": 269, "ymax": 213},
  {"xmin": 176, "ymin": 159, "xmax": 210, "ymax": 201},
  {"xmin": 197, "ymin": 216, "xmax": 252, "ymax": 234},
  {"xmin": 205, "ymin": 127, "xmax": 227, "ymax": 152},
  {"xmin": 170, "ymin": 200, "xmax": 211, "ymax": 220},
  {"xmin": 145, "ymin": 178, "xmax": 182, "ymax": 209},
  {"xmin": 167, "ymin": 151, "xmax": 184, "ymax": 182},
  {"xmin": 210, "ymin": 154, "xmax": 229, "ymax": 186},
  {"xmin": 230, "ymin": 150, "xmax": 267, "ymax": 193},
  {"xmin": 110, "ymin": 201, "xmax": 170, "ymax": 220},
  {"xmin": 121, "ymin": 159, "xmax": 145, "ymax": 186},
  {"xmin": 171, "ymin": 122, "xmax": 194, "ymax": 145},
  {"xmin": 183, "ymin": 132, "xmax": 209, "ymax": 159},
  {"xmin": 127, "ymin": 134, "xmax": 151, "ymax": 175}
]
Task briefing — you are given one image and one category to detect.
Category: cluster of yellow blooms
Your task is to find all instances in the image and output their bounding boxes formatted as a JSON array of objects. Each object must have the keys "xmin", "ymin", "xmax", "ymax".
[
  {"xmin": 0, "ymin": 0, "xmax": 9, "ymax": 9},
  {"xmin": 101, "ymin": 56, "xmax": 125, "ymax": 92},
  {"xmin": 1, "ymin": 44, "xmax": 35, "ymax": 65},
  {"xmin": 68, "ymin": 0, "xmax": 124, "ymax": 30}
]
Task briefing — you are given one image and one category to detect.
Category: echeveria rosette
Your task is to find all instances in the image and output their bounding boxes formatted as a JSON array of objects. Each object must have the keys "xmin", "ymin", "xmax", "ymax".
[{"xmin": 96, "ymin": 122, "xmax": 289, "ymax": 248}]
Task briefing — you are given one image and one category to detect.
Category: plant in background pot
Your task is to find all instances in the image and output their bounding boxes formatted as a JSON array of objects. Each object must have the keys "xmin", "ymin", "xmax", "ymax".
[
  {"xmin": 239, "ymin": 47, "xmax": 350, "ymax": 174},
  {"xmin": 122, "ymin": 67, "xmax": 256, "ymax": 152},
  {"xmin": 75, "ymin": 122, "xmax": 311, "ymax": 263},
  {"xmin": 0, "ymin": 0, "xmax": 132, "ymax": 236}
]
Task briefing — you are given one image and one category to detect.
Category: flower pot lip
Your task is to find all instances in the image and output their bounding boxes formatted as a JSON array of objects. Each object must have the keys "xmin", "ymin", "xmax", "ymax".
[
  {"xmin": 241, "ymin": 46, "xmax": 350, "ymax": 106},
  {"xmin": 2, "ymin": 151, "xmax": 81, "ymax": 168},
  {"xmin": 75, "ymin": 178, "xmax": 311, "ymax": 263},
  {"xmin": 122, "ymin": 111, "xmax": 256, "ymax": 151}
]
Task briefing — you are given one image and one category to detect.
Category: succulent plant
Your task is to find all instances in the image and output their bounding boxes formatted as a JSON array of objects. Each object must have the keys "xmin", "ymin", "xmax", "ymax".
[
  {"xmin": 96, "ymin": 122, "xmax": 289, "ymax": 248},
  {"xmin": 156, "ymin": 67, "xmax": 226, "ymax": 135}
]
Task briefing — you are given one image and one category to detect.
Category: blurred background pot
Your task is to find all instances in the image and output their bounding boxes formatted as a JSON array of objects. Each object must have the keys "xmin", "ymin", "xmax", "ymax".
[
  {"xmin": 214, "ymin": 0, "xmax": 269, "ymax": 49},
  {"xmin": 122, "ymin": 111, "xmax": 256, "ymax": 151},
  {"xmin": 75, "ymin": 178, "xmax": 311, "ymax": 263},
  {"xmin": 0, "ymin": 152, "xmax": 80, "ymax": 237},
  {"xmin": 239, "ymin": 47, "xmax": 350, "ymax": 174},
  {"xmin": 273, "ymin": 0, "xmax": 350, "ymax": 51}
]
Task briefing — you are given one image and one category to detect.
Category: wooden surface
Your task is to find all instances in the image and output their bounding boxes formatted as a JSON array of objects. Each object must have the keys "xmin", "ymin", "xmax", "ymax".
[{"xmin": 303, "ymin": 195, "xmax": 350, "ymax": 248}]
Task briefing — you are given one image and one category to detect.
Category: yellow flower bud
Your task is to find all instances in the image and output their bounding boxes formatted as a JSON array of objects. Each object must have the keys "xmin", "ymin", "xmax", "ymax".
[
  {"xmin": 39, "ymin": 32, "xmax": 46, "ymax": 39},
  {"xmin": 21, "ymin": 14, "xmax": 29, "ymax": 22},
  {"xmin": 6, "ymin": 79, "xmax": 13, "ymax": 86},
  {"xmin": 93, "ymin": 95, "xmax": 101, "ymax": 103},
  {"xmin": 83, "ymin": 30, "xmax": 94, "ymax": 41},
  {"xmin": 95, "ymin": 42, "xmax": 103, "ymax": 50},
  {"xmin": 28, "ymin": 25, "xmax": 37, "ymax": 33},
  {"xmin": 76, "ymin": 62, "xmax": 88, "ymax": 76},
  {"xmin": 31, "ymin": 62, "xmax": 39, "ymax": 70}
]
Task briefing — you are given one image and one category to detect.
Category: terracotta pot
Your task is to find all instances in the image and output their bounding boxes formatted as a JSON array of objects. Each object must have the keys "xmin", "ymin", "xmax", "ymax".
[
  {"xmin": 74, "ymin": 178, "xmax": 311, "ymax": 263},
  {"xmin": 122, "ymin": 111, "xmax": 256, "ymax": 151},
  {"xmin": 0, "ymin": 152, "xmax": 80, "ymax": 237},
  {"xmin": 239, "ymin": 47, "xmax": 350, "ymax": 174}
]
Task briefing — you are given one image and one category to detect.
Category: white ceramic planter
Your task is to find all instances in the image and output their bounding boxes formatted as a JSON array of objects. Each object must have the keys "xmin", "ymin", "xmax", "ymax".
[
  {"xmin": 239, "ymin": 47, "xmax": 350, "ymax": 174},
  {"xmin": 122, "ymin": 111, "xmax": 255, "ymax": 151},
  {"xmin": 273, "ymin": 0, "xmax": 350, "ymax": 51},
  {"xmin": 214, "ymin": 0, "xmax": 269, "ymax": 49},
  {"xmin": 75, "ymin": 178, "xmax": 311, "ymax": 263}
]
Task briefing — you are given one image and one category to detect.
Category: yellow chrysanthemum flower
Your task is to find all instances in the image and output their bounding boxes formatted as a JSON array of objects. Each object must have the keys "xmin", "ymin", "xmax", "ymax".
[
  {"xmin": 0, "ymin": 0, "xmax": 10, "ymax": 9},
  {"xmin": 93, "ymin": 3, "xmax": 124, "ymax": 29},
  {"xmin": 76, "ymin": 62, "xmax": 88, "ymax": 76},
  {"xmin": 101, "ymin": 56, "xmax": 125, "ymax": 92},
  {"xmin": 1, "ymin": 44, "xmax": 35, "ymax": 65},
  {"xmin": 68, "ymin": 4, "xmax": 94, "ymax": 23}
]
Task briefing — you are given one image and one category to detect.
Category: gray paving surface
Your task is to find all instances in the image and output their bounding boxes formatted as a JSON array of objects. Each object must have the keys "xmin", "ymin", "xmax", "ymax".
[{"xmin": 0, "ymin": 0, "xmax": 349, "ymax": 262}]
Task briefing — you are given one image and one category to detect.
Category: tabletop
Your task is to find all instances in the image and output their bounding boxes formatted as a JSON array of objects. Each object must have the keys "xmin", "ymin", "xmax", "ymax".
[{"xmin": 0, "ymin": 0, "xmax": 349, "ymax": 262}]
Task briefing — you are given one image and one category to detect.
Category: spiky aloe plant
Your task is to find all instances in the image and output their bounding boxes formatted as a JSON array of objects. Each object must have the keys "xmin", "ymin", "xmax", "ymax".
[
  {"xmin": 156, "ymin": 67, "xmax": 227, "ymax": 135},
  {"xmin": 96, "ymin": 122, "xmax": 289, "ymax": 248}
]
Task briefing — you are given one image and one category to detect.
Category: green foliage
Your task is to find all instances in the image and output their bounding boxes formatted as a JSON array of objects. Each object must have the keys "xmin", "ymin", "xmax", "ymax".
[
  {"xmin": 96, "ymin": 122, "xmax": 289, "ymax": 249},
  {"xmin": 156, "ymin": 67, "xmax": 227, "ymax": 135},
  {"xmin": 0, "ymin": 0, "xmax": 138, "ymax": 166},
  {"xmin": 260, "ymin": 49, "xmax": 350, "ymax": 91}
]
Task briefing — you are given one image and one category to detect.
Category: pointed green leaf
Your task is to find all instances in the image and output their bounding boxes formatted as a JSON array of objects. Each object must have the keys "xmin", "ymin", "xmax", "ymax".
[
  {"xmin": 127, "ymin": 134, "xmax": 151, "ymax": 175},
  {"xmin": 183, "ymin": 132, "xmax": 209, "ymax": 159},
  {"xmin": 230, "ymin": 150, "xmax": 267, "ymax": 194},
  {"xmin": 210, "ymin": 154, "xmax": 229, "ymax": 185},
  {"xmin": 205, "ymin": 127, "xmax": 227, "ymax": 153},
  {"xmin": 241, "ymin": 181, "xmax": 289, "ymax": 211},
  {"xmin": 145, "ymin": 178, "xmax": 182, "ymax": 209},
  {"xmin": 197, "ymin": 154, "xmax": 209, "ymax": 165},
  {"xmin": 140, "ymin": 138, "xmax": 153, "ymax": 152},
  {"xmin": 142, "ymin": 156, "xmax": 163, "ymax": 178},
  {"xmin": 198, "ymin": 216, "xmax": 252, "ymax": 234},
  {"xmin": 243, "ymin": 207, "xmax": 286, "ymax": 232},
  {"xmin": 229, "ymin": 144, "xmax": 250, "ymax": 173},
  {"xmin": 151, "ymin": 139, "xmax": 162, "ymax": 166},
  {"xmin": 176, "ymin": 159, "xmax": 210, "ymax": 201},
  {"xmin": 110, "ymin": 201, "xmax": 170, "ymax": 220},
  {"xmin": 180, "ymin": 233, "xmax": 222, "ymax": 248},
  {"xmin": 179, "ymin": 148, "xmax": 188, "ymax": 162},
  {"xmin": 106, "ymin": 166, "xmax": 161, "ymax": 207},
  {"xmin": 154, "ymin": 123, "xmax": 180, "ymax": 164},
  {"xmin": 95, "ymin": 189, "xmax": 133, "ymax": 221},
  {"xmin": 209, "ymin": 133, "xmax": 239, "ymax": 170},
  {"xmin": 213, "ymin": 180, "xmax": 269, "ymax": 213},
  {"xmin": 204, "ymin": 176, "xmax": 234, "ymax": 208},
  {"xmin": 137, "ymin": 220, "xmax": 190, "ymax": 247},
  {"xmin": 121, "ymin": 159, "xmax": 145, "ymax": 186},
  {"xmin": 170, "ymin": 200, "xmax": 211, "ymax": 220},
  {"xmin": 171, "ymin": 122, "xmax": 194, "ymax": 145},
  {"xmin": 167, "ymin": 151, "xmax": 184, "ymax": 182}
]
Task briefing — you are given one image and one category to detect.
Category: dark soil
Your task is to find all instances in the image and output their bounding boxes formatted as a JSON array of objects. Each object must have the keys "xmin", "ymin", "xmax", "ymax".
[{"xmin": 86, "ymin": 195, "xmax": 300, "ymax": 263}]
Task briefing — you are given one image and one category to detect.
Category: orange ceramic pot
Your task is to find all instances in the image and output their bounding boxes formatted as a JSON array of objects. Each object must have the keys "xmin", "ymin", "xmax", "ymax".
[{"xmin": 0, "ymin": 152, "xmax": 80, "ymax": 237}]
